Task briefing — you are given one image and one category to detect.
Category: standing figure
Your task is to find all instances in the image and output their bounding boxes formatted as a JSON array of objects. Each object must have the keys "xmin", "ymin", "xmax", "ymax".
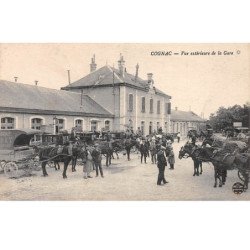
[
  {"xmin": 156, "ymin": 146, "xmax": 168, "ymax": 185},
  {"xmin": 149, "ymin": 140, "xmax": 157, "ymax": 164},
  {"xmin": 177, "ymin": 132, "xmax": 181, "ymax": 143},
  {"xmin": 91, "ymin": 144, "xmax": 104, "ymax": 178},
  {"xmin": 168, "ymin": 147, "xmax": 175, "ymax": 169},
  {"xmin": 125, "ymin": 138, "xmax": 132, "ymax": 161},
  {"xmin": 140, "ymin": 140, "xmax": 148, "ymax": 164},
  {"xmin": 145, "ymin": 138, "xmax": 150, "ymax": 157},
  {"xmin": 83, "ymin": 147, "xmax": 93, "ymax": 179}
]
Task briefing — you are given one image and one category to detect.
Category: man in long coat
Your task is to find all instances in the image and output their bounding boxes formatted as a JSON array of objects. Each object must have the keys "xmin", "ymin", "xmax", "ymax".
[
  {"xmin": 156, "ymin": 145, "xmax": 168, "ymax": 185},
  {"xmin": 91, "ymin": 144, "xmax": 104, "ymax": 178},
  {"xmin": 140, "ymin": 140, "xmax": 148, "ymax": 164}
]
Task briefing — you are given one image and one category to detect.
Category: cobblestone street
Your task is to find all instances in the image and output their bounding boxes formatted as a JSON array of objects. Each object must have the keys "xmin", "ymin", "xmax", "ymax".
[{"xmin": 0, "ymin": 140, "xmax": 249, "ymax": 200}]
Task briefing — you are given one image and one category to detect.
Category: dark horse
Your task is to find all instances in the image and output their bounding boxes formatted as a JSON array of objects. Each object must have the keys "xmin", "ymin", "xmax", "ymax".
[
  {"xmin": 34, "ymin": 145, "xmax": 86, "ymax": 178},
  {"xmin": 194, "ymin": 146, "xmax": 250, "ymax": 189},
  {"xmin": 192, "ymin": 146, "xmax": 227, "ymax": 188},
  {"xmin": 178, "ymin": 142, "xmax": 203, "ymax": 176}
]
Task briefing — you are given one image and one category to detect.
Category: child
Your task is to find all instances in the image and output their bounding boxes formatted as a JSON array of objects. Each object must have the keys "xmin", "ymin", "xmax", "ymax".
[{"xmin": 168, "ymin": 147, "xmax": 175, "ymax": 170}]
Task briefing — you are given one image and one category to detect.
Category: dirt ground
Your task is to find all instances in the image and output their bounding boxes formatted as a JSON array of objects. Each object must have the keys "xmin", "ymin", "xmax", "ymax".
[{"xmin": 0, "ymin": 140, "xmax": 249, "ymax": 200}]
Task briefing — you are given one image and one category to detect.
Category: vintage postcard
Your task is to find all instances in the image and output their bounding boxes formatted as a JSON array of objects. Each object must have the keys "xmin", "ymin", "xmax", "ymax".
[{"xmin": 0, "ymin": 43, "xmax": 249, "ymax": 200}]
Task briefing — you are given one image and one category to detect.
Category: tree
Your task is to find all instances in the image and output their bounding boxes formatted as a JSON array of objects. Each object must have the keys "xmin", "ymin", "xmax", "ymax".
[{"xmin": 209, "ymin": 103, "xmax": 249, "ymax": 131}]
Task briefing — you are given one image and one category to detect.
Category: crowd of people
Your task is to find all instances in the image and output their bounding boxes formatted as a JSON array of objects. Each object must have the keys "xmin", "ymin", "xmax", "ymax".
[{"xmin": 75, "ymin": 130, "xmax": 178, "ymax": 186}]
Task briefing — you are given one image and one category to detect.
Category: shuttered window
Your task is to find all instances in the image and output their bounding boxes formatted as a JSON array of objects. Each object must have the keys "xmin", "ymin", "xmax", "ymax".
[
  {"xmin": 128, "ymin": 94, "xmax": 133, "ymax": 111},
  {"xmin": 157, "ymin": 100, "xmax": 161, "ymax": 114},
  {"xmin": 150, "ymin": 99, "xmax": 153, "ymax": 113},
  {"xmin": 141, "ymin": 97, "xmax": 145, "ymax": 113}
]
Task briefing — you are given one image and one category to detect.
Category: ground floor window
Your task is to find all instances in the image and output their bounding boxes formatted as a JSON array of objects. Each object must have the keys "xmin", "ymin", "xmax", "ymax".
[
  {"xmin": 157, "ymin": 122, "xmax": 160, "ymax": 131},
  {"xmin": 165, "ymin": 122, "xmax": 168, "ymax": 132},
  {"xmin": 91, "ymin": 121, "xmax": 98, "ymax": 132},
  {"xmin": 1, "ymin": 117, "xmax": 15, "ymax": 129},
  {"xmin": 141, "ymin": 121, "xmax": 145, "ymax": 135},
  {"xmin": 31, "ymin": 118, "xmax": 43, "ymax": 130},
  {"xmin": 149, "ymin": 121, "xmax": 152, "ymax": 134},
  {"xmin": 104, "ymin": 120, "xmax": 110, "ymax": 131},
  {"xmin": 75, "ymin": 119, "xmax": 83, "ymax": 130},
  {"xmin": 58, "ymin": 119, "xmax": 65, "ymax": 131}
]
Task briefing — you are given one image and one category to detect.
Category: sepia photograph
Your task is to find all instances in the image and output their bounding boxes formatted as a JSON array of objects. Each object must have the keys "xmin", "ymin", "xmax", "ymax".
[{"xmin": 0, "ymin": 43, "xmax": 249, "ymax": 201}]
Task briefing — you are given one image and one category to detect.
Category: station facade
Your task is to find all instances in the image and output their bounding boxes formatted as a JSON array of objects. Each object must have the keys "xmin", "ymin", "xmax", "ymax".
[{"xmin": 62, "ymin": 54, "xmax": 172, "ymax": 135}]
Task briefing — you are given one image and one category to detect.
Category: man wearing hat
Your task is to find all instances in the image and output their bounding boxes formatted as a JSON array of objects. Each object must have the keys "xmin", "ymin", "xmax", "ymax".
[
  {"xmin": 140, "ymin": 140, "xmax": 148, "ymax": 164},
  {"xmin": 156, "ymin": 145, "xmax": 168, "ymax": 185},
  {"xmin": 91, "ymin": 143, "xmax": 104, "ymax": 178}
]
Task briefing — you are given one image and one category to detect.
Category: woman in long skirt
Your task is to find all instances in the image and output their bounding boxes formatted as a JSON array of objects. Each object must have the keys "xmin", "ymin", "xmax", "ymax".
[{"xmin": 83, "ymin": 148, "xmax": 94, "ymax": 179}]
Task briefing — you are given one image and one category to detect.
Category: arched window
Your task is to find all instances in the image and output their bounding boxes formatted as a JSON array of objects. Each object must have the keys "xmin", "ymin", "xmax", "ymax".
[
  {"xmin": 128, "ymin": 94, "xmax": 133, "ymax": 112},
  {"xmin": 75, "ymin": 119, "xmax": 83, "ymax": 131},
  {"xmin": 157, "ymin": 122, "xmax": 160, "ymax": 131},
  {"xmin": 104, "ymin": 120, "xmax": 110, "ymax": 131},
  {"xmin": 31, "ymin": 118, "xmax": 43, "ymax": 130},
  {"xmin": 149, "ymin": 121, "xmax": 153, "ymax": 134},
  {"xmin": 1, "ymin": 117, "xmax": 15, "ymax": 129},
  {"xmin": 91, "ymin": 121, "xmax": 98, "ymax": 132},
  {"xmin": 58, "ymin": 119, "xmax": 65, "ymax": 131}
]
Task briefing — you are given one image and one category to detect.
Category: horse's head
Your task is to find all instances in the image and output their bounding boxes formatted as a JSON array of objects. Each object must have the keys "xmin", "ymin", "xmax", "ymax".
[{"xmin": 179, "ymin": 143, "xmax": 192, "ymax": 159}]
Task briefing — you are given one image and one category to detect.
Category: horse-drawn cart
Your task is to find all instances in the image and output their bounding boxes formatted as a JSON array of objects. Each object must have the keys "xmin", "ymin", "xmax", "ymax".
[{"xmin": 0, "ymin": 129, "xmax": 42, "ymax": 178}]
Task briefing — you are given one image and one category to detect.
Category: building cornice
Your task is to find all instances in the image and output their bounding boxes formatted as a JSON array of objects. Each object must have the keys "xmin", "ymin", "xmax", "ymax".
[{"xmin": 61, "ymin": 82, "xmax": 171, "ymax": 99}]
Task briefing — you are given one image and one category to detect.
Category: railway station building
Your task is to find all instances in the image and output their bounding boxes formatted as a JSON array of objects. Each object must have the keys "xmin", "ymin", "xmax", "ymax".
[
  {"xmin": 0, "ymin": 80, "xmax": 114, "ymax": 133},
  {"xmin": 170, "ymin": 107, "xmax": 206, "ymax": 136},
  {"xmin": 62, "ymin": 54, "xmax": 172, "ymax": 135}
]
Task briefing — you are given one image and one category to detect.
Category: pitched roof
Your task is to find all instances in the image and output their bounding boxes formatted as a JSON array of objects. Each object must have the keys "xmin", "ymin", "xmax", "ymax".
[
  {"xmin": 170, "ymin": 110, "xmax": 205, "ymax": 122},
  {"xmin": 62, "ymin": 65, "xmax": 171, "ymax": 98},
  {"xmin": 0, "ymin": 80, "xmax": 113, "ymax": 117}
]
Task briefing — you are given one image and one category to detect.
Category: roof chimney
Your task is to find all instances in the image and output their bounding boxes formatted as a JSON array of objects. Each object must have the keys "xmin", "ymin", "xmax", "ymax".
[
  {"xmin": 14, "ymin": 77, "xmax": 18, "ymax": 83},
  {"xmin": 147, "ymin": 73, "xmax": 154, "ymax": 87},
  {"xmin": 135, "ymin": 63, "xmax": 139, "ymax": 82},
  {"xmin": 118, "ymin": 53, "xmax": 125, "ymax": 77},
  {"xmin": 35, "ymin": 80, "xmax": 38, "ymax": 86},
  {"xmin": 90, "ymin": 54, "xmax": 97, "ymax": 73}
]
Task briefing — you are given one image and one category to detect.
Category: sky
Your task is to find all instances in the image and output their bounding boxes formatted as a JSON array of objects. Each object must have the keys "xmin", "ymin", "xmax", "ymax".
[{"xmin": 0, "ymin": 43, "xmax": 249, "ymax": 119}]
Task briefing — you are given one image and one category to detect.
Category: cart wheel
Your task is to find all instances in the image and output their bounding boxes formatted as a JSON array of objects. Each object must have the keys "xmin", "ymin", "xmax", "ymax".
[
  {"xmin": 0, "ymin": 160, "xmax": 7, "ymax": 171},
  {"xmin": 238, "ymin": 170, "xmax": 250, "ymax": 183},
  {"xmin": 4, "ymin": 162, "xmax": 19, "ymax": 178}
]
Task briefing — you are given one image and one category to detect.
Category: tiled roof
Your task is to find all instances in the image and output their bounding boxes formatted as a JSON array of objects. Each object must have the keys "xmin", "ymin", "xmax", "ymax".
[
  {"xmin": 0, "ymin": 80, "xmax": 113, "ymax": 117},
  {"xmin": 62, "ymin": 65, "xmax": 171, "ymax": 98},
  {"xmin": 170, "ymin": 110, "xmax": 205, "ymax": 122}
]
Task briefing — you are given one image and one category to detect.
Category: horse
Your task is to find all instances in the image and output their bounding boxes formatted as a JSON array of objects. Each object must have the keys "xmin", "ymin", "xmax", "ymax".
[
  {"xmin": 34, "ymin": 145, "xmax": 87, "ymax": 178},
  {"xmin": 111, "ymin": 139, "xmax": 124, "ymax": 159},
  {"xmin": 124, "ymin": 138, "xmax": 138, "ymax": 160},
  {"xmin": 192, "ymin": 146, "xmax": 227, "ymax": 188},
  {"xmin": 178, "ymin": 142, "xmax": 203, "ymax": 176},
  {"xmin": 96, "ymin": 141, "xmax": 113, "ymax": 166}
]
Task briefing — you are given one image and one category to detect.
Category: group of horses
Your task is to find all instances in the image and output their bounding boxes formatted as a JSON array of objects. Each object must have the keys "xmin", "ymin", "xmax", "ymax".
[
  {"xmin": 32, "ymin": 133, "xmax": 175, "ymax": 179},
  {"xmin": 179, "ymin": 134, "xmax": 250, "ymax": 190}
]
